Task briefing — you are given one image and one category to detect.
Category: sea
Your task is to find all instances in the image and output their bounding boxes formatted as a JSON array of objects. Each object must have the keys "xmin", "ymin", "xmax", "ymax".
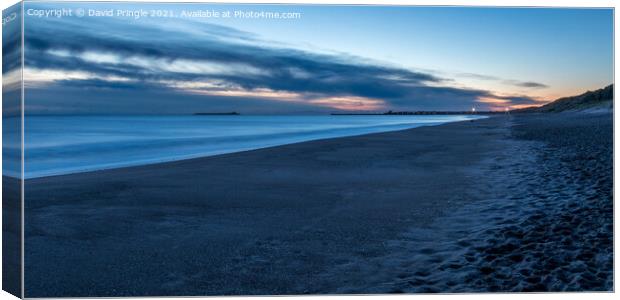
[{"xmin": 9, "ymin": 114, "xmax": 485, "ymax": 179}]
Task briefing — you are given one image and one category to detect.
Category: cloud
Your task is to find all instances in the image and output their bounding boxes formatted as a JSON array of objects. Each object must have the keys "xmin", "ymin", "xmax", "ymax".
[
  {"xmin": 506, "ymin": 80, "xmax": 549, "ymax": 89},
  {"xmin": 456, "ymin": 72, "xmax": 500, "ymax": 81},
  {"xmin": 22, "ymin": 7, "xmax": 540, "ymax": 113},
  {"xmin": 458, "ymin": 73, "xmax": 548, "ymax": 89},
  {"xmin": 3, "ymin": 4, "xmax": 22, "ymax": 93}
]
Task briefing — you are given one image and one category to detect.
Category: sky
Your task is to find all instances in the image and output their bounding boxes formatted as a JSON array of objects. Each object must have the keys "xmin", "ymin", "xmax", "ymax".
[{"xmin": 15, "ymin": 2, "xmax": 614, "ymax": 114}]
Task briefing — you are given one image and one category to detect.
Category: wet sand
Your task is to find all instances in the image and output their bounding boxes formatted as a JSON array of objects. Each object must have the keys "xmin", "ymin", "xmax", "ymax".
[{"xmin": 23, "ymin": 113, "xmax": 612, "ymax": 296}]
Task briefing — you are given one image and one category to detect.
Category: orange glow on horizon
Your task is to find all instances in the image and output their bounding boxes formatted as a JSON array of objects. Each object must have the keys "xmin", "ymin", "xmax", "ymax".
[
  {"xmin": 174, "ymin": 83, "xmax": 386, "ymax": 111},
  {"xmin": 477, "ymin": 97, "xmax": 510, "ymax": 105},
  {"xmin": 309, "ymin": 96, "xmax": 386, "ymax": 111},
  {"xmin": 187, "ymin": 88, "xmax": 302, "ymax": 101}
]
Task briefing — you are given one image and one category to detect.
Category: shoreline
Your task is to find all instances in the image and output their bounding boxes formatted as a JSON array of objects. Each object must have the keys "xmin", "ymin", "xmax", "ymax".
[{"xmin": 23, "ymin": 115, "xmax": 486, "ymax": 180}]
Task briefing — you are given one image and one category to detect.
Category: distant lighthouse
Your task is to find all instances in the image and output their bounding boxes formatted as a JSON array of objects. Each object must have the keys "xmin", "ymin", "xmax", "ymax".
[{"xmin": 471, "ymin": 107, "xmax": 476, "ymax": 114}]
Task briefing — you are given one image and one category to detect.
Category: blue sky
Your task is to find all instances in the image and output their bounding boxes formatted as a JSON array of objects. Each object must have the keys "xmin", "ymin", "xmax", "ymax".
[{"xmin": 19, "ymin": 2, "xmax": 613, "ymax": 114}]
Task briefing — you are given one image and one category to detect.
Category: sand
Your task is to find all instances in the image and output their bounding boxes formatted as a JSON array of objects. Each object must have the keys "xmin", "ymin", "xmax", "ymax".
[
  {"xmin": 22, "ymin": 112, "xmax": 613, "ymax": 296},
  {"xmin": 2, "ymin": 176, "xmax": 21, "ymax": 296}
]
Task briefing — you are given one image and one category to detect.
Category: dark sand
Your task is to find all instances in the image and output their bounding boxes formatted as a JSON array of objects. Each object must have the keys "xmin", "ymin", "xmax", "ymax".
[
  {"xmin": 23, "ymin": 113, "xmax": 612, "ymax": 296},
  {"xmin": 2, "ymin": 176, "xmax": 21, "ymax": 297}
]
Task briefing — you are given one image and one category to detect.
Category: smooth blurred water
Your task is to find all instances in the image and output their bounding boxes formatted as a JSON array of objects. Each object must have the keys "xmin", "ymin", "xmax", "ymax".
[{"xmin": 22, "ymin": 115, "xmax": 485, "ymax": 178}]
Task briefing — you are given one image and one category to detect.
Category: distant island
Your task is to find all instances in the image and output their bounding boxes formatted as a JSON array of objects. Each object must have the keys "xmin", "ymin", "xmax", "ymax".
[{"xmin": 194, "ymin": 112, "xmax": 240, "ymax": 115}]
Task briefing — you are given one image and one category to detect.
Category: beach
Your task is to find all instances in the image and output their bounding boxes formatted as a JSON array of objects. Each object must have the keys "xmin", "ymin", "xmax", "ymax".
[{"xmin": 23, "ymin": 112, "xmax": 613, "ymax": 296}]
